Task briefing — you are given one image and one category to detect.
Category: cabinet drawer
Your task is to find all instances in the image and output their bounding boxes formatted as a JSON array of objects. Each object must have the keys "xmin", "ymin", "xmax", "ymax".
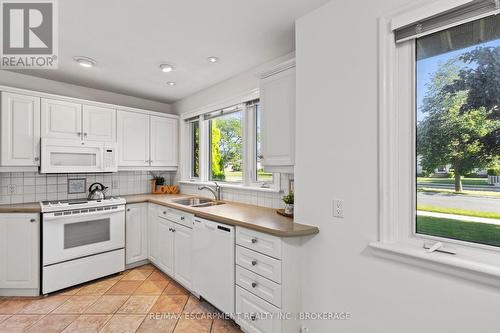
[
  {"xmin": 236, "ymin": 265, "xmax": 282, "ymax": 308},
  {"xmin": 236, "ymin": 286, "xmax": 281, "ymax": 333},
  {"xmin": 236, "ymin": 227, "xmax": 282, "ymax": 259},
  {"xmin": 236, "ymin": 246, "xmax": 281, "ymax": 284},
  {"xmin": 158, "ymin": 207, "xmax": 193, "ymax": 228}
]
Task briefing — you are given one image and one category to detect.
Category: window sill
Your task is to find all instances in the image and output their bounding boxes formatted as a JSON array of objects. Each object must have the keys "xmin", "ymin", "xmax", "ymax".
[
  {"xmin": 369, "ymin": 241, "xmax": 500, "ymax": 288},
  {"xmin": 179, "ymin": 180, "xmax": 282, "ymax": 193}
]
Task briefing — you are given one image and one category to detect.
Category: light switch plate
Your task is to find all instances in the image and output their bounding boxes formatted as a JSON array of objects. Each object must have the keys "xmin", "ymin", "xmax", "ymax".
[{"xmin": 333, "ymin": 199, "xmax": 344, "ymax": 218}]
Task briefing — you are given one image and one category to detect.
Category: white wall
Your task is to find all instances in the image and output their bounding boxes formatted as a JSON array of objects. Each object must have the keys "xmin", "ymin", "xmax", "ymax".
[
  {"xmin": 0, "ymin": 71, "xmax": 173, "ymax": 113},
  {"xmin": 173, "ymin": 52, "xmax": 295, "ymax": 115},
  {"xmin": 295, "ymin": 1, "xmax": 500, "ymax": 332}
]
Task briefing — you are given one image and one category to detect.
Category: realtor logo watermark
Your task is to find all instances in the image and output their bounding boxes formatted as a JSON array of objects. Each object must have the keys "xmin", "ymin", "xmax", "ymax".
[{"xmin": 0, "ymin": 0, "xmax": 58, "ymax": 68}]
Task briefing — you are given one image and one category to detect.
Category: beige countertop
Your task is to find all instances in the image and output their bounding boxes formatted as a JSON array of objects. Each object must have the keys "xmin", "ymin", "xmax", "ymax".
[
  {"xmin": 0, "ymin": 202, "xmax": 41, "ymax": 213},
  {"xmin": 0, "ymin": 194, "xmax": 319, "ymax": 237},
  {"xmin": 124, "ymin": 194, "xmax": 319, "ymax": 237}
]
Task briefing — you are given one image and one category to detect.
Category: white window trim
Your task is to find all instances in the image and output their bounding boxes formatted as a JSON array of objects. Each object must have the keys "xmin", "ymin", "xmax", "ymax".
[
  {"xmin": 179, "ymin": 93, "xmax": 281, "ymax": 193},
  {"xmin": 369, "ymin": 0, "xmax": 500, "ymax": 288}
]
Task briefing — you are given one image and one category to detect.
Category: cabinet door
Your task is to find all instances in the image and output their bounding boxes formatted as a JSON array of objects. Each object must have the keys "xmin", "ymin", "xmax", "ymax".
[
  {"xmin": 41, "ymin": 98, "xmax": 82, "ymax": 140},
  {"xmin": 82, "ymin": 105, "xmax": 116, "ymax": 142},
  {"xmin": 173, "ymin": 223, "xmax": 192, "ymax": 289},
  {"xmin": 157, "ymin": 218, "xmax": 174, "ymax": 276},
  {"xmin": 117, "ymin": 111, "xmax": 150, "ymax": 166},
  {"xmin": 148, "ymin": 204, "xmax": 159, "ymax": 264},
  {"xmin": 1, "ymin": 92, "xmax": 41, "ymax": 166},
  {"xmin": 260, "ymin": 67, "xmax": 296, "ymax": 168},
  {"xmin": 0, "ymin": 214, "xmax": 39, "ymax": 290},
  {"xmin": 150, "ymin": 115, "xmax": 178, "ymax": 167},
  {"xmin": 125, "ymin": 204, "xmax": 148, "ymax": 265}
]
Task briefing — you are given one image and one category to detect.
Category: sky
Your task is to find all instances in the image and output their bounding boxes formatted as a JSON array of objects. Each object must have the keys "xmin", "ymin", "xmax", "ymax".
[{"xmin": 416, "ymin": 39, "xmax": 499, "ymax": 122}]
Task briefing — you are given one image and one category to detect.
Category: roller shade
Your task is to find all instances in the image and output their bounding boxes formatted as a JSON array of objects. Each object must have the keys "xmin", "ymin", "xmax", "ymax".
[{"xmin": 395, "ymin": 0, "xmax": 500, "ymax": 43}]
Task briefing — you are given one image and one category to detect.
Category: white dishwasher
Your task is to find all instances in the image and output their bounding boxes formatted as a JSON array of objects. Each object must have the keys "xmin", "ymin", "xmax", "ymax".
[{"xmin": 193, "ymin": 217, "xmax": 235, "ymax": 314}]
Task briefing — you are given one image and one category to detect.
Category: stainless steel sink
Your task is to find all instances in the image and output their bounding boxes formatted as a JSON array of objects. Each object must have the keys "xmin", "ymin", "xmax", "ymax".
[{"xmin": 172, "ymin": 197, "xmax": 225, "ymax": 208}]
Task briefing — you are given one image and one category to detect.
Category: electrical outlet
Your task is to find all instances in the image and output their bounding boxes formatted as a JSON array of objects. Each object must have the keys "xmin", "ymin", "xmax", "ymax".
[
  {"xmin": 7, "ymin": 184, "xmax": 16, "ymax": 195},
  {"xmin": 333, "ymin": 199, "xmax": 344, "ymax": 218}
]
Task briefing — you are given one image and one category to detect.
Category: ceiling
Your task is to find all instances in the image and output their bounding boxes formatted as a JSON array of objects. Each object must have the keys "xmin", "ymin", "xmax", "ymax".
[{"xmin": 11, "ymin": 0, "xmax": 330, "ymax": 104}]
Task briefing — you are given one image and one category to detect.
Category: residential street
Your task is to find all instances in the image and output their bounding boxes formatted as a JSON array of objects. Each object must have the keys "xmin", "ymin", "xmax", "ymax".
[{"xmin": 418, "ymin": 192, "xmax": 500, "ymax": 212}]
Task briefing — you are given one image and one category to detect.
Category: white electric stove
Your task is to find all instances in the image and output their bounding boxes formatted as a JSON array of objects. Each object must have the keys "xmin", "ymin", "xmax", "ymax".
[{"xmin": 40, "ymin": 197, "xmax": 126, "ymax": 294}]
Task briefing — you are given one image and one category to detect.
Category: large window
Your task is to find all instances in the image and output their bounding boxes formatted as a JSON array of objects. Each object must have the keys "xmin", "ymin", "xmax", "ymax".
[
  {"xmin": 415, "ymin": 15, "xmax": 500, "ymax": 247},
  {"xmin": 209, "ymin": 111, "xmax": 243, "ymax": 182},
  {"xmin": 185, "ymin": 99, "xmax": 277, "ymax": 188},
  {"xmin": 256, "ymin": 104, "xmax": 273, "ymax": 182},
  {"xmin": 190, "ymin": 120, "xmax": 200, "ymax": 178}
]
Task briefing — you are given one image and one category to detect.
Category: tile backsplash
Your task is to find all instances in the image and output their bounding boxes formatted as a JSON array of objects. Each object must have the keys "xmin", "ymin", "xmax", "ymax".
[
  {"xmin": 0, "ymin": 171, "xmax": 292, "ymax": 209},
  {"xmin": 179, "ymin": 173, "xmax": 292, "ymax": 209},
  {"xmin": 0, "ymin": 171, "xmax": 174, "ymax": 205}
]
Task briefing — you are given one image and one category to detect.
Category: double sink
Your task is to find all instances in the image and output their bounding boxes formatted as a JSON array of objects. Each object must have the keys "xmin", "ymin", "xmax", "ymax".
[{"xmin": 172, "ymin": 197, "xmax": 225, "ymax": 208}]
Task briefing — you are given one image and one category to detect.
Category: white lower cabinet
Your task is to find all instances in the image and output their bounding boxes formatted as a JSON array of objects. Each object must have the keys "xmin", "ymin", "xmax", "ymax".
[
  {"xmin": 148, "ymin": 204, "xmax": 193, "ymax": 290},
  {"xmin": 125, "ymin": 203, "xmax": 148, "ymax": 265},
  {"xmin": 157, "ymin": 216, "xmax": 175, "ymax": 276},
  {"xmin": 0, "ymin": 213, "xmax": 40, "ymax": 296},
  {"xmin": 235, "ymin": 227, "xmax": 302, "ymax": 333},
  {"xmin": 173, "ymin": 223, "xmax": 193, "ymax": 290}
]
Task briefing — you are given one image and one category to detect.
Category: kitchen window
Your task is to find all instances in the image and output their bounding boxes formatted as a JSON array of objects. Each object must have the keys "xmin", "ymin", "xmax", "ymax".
[
  {"xmin": 208, "ymin": 109, "xmax": 243, "ymax": 182},
  {"xmin": 372, "ymin": 0, "xmax": 500, "ymax": 285},
  {"xmin": 183, "ymin": 99, "xmax": 278, "ymax": 190},
  {"xmin": 190, "ymin": 120, "xmax": 200, "ymax": 178},
  {"xmin": 415, "ymin": 15, "xmax": 500, "ymax": 248}
]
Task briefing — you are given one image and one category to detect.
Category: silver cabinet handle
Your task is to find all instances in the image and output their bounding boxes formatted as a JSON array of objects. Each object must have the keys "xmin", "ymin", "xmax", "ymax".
[
  {"xmin": 163, "ymin": 211, "xmax": 167, "ymax": 214},
  {"xmin": 34, "ymin": 157, "xmax": 39, "ymax": 161},
  {"xmin": 30, "ymin": 218, "xmax": 36, "ymax": 223},
  {"xmin": 77, "ymin": 132, "xmax": 81, "ymax": 136},
  {"xmin": 251, "ymin": 260, "xmax": 257, "ymax": 266},
  {"xmin": 251, "ymin": 282, "xmax": 257, "ymax": 288},
  {"xmin": 84, "ymin": 132, "xmax": 88, "ymax": 137},
  {"xmin": 127, "ymin": 208, "xmax": 130, "ymax": 212},
  {"xmin": 251, "ymin": 238, "xmax": 258, "ymax": 244}
]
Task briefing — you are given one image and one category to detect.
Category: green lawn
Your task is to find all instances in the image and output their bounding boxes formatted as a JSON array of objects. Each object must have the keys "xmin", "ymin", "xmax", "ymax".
[
  {"xmin": 417, "ymin": 216, "xmax": 500, "ymax": 247},
  {"xmin": 417, "ymin": 205, "xmax": 500, "ymax": 219},
  {"xmin": 217, "ymin": 171, "xmax": 274, "ymax": 183},
  {"xmin": 417, "ymin": 187, "xmax": 500, "ymax": 198},
  {"xmin": 417, "ymin": 177, "xmax": 489, "ymax": 186}
]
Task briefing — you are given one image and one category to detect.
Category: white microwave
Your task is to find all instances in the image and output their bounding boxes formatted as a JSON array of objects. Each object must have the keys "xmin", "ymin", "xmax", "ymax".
[{"xmin": 40, "ymin": 138, "xmax": 118, "ymax": 173}]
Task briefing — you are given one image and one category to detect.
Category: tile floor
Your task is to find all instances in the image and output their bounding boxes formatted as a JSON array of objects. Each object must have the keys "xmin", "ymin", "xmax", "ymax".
[{"xmin": 0, "ymin": 264, "xmax": 242, "ymax": 333}]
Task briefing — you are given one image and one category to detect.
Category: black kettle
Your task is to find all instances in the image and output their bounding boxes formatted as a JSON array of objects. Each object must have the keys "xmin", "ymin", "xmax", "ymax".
[{"xmin": 87, "ymin": 182, "xmax": 108, "ymax": 200}]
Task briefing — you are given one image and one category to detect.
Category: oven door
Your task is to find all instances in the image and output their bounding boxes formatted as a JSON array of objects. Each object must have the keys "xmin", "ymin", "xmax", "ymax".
[{"xmin": 43, "ymin": 206, "xmax": 125, "ymax": 266}]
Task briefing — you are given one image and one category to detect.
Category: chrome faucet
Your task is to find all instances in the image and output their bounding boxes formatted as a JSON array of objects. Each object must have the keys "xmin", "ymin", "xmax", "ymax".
[{"xmin": 198, "ymin": 182, "xmax": 222, "ymax": 201}]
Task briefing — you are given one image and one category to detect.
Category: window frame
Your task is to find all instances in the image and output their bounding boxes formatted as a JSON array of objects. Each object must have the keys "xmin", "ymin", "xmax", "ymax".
[
  {"xmin": 370, "ymin": 0, "xmax": 500, "ymax": 287},
  {"xmin": 188, "ymin": 119, "xmax": 200, "ymax": 179},
  {"xmin": 181, "ymin": 96, "xmax": 280, "ymax": 192}
]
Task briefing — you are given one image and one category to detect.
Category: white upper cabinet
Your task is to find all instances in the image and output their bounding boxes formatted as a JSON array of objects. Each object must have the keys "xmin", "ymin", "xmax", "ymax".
[
  {"xmin": 150, "ymin": 115, "xmax": 178, "ymax": 167},
  {"xmin": 260, "ymin": 61, "xmax": 296, "ymax": 172},
  {"xmin": 1, "ymin": 92, "xmax": 41, "ymax": 166},
  {"xmin": 117, "ymin": 110, "xmax": 150, "ymax": 167},
  {"xmin": 41, "ymin": 98, "xmax": 82, "ymax": 140},
  {"xmin": 82, "ymin": 105, "xmax": 116, "ymax": 142}
]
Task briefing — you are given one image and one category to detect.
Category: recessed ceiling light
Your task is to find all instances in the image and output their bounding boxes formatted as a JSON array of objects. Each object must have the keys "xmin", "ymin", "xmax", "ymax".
[
  {"xmin": 207, "ymin": 56, "xmax": 219, "ymax": 63},
  {"xmin": 166, "ymin": 81, "xmax": 176, "ymax": 86},
  {"xmin": 73, "ymin": 56, "xmax": 96, "ymax": 68},
  {"xmin": 160, "ymin": 64, "xmax": 174, "ymax": 73}
]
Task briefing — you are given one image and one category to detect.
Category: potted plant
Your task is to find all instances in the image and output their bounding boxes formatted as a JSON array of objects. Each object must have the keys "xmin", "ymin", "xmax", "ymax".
[
  {"xmin": 153, "ymin": 175, "xmax": 165, "ymax": 191},
  {"xmin": 282, "ymin": 192, "xmax": 294, "ymax": 215}
]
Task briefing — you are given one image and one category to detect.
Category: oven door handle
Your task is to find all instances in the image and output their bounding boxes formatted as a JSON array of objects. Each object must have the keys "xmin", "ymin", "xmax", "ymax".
[{"xmin": 43, "ymin": 207, "xmax": 125, "ymax": 221}]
